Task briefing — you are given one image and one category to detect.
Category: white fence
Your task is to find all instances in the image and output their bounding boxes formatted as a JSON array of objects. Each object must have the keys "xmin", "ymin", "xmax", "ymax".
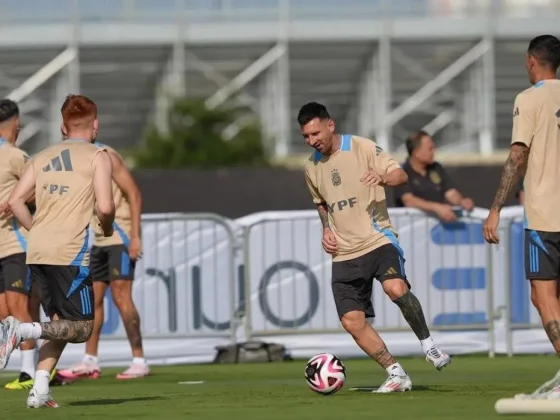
[{"xmin": 8, "ymin": 206, "xmax": 548, "ymax": 370}]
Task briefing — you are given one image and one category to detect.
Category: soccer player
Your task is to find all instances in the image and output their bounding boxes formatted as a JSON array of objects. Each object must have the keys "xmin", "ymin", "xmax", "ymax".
[
  {"xmin": 0, "ymin": 94, "xmax": 115, "ymax": 408},
  {"xmin": 59, "ymin": 141, "xmax": 148, "ymax": 380},
  {"xmin": 0, "ymin": 99, "xmax": 37, "ymax": 387},
  {"xmin": 300, "ymin": 102, "xmax": 451, "ymax": 393},
  {"xmin": 483, "ymin": 35, "xmax": 560, "ymax": 399}
]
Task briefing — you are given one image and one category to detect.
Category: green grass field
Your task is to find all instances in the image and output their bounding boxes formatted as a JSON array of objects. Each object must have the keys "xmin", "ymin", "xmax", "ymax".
[{"xmin": 1, "ymin": 355, "xmax": 558, "ymax": 419}]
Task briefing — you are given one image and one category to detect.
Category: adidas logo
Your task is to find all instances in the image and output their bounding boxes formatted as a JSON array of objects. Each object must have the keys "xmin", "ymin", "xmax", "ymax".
[
  {"xmin": 42, "ymin": 149, "xmax": 73, "ymax": 172},
  {"xmin": 385, "ymin": 267, "xmax": 397, "ymax": 275},
  {"xmin": 11, "ymin": 280, "xmax": 23, "ymax": 288}
]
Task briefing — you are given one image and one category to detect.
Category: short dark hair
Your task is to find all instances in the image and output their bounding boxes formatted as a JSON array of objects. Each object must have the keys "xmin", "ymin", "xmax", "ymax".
[
  {"xmin": 528, "ymin": 35, "xmax": 560, "ymax": 70},
  {"xmin": 406, "ymin": 130, "xmax": 430, "ymax": 156},
  {"xmin": 0, "ymin": 99, "xmax": 19, "ymax": 124},
  {"xmin": 297, "ymin": 102, "xmax": 330, "ymax": 126}
]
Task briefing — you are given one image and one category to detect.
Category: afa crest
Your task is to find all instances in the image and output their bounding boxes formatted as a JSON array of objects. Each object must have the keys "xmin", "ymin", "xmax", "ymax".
[
  {"xmin": 331, "ymin": 169, "xmax": 341, "ymax": 186},
  {"xmin": 429, "ymin": 171, "xmax": 441, "ymax": 185}
]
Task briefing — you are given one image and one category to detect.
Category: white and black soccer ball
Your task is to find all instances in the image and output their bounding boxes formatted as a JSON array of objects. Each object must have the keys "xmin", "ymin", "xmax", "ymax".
[{"xmin": 304, "ymin": 353, "xmax": 346, "ymax": 395}]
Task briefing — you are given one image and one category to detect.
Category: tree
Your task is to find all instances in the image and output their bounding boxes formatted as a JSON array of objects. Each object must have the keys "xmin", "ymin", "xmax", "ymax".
[{"xmin": 129, "ymin": 98, "xmax": 269, "ymax": 169}]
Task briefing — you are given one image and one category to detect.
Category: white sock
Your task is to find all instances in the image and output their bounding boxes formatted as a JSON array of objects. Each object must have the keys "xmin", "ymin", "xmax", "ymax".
[
  {"xmin": 83, "ymin": 354, "xmax": 98, "ymax": 365},
  {"xmin": 132, "ymin": 357, "xmax": 146, "ymax": 366},
  {"xmin": 34, "ymin": 370, "xmax": 50, "ymax": 395},
  {"xmin": 20, "ymin": 349, "xmax": 36, "ymax": 377},
  {"xmin": 18, "ymin": 323, "xmax": 42, "ymax": 341},
  {"xmin": 420, "ymin": 337, "xmax": 436, "ymax": 354},
  {"xmin": 386, "ymin": 362, "xmax": 406, "ymax": 377}
]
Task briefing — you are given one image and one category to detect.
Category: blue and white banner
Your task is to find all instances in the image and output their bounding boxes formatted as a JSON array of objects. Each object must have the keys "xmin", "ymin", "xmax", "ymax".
[{"xmin": 12, "ymin": 206, "xmax": 550, "ymax": 370}]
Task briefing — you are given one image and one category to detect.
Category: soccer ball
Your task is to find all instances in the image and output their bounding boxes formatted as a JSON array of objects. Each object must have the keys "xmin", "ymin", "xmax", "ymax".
[{"xmin": 304, "ymin": 353, "xmax": 346, "ymax": 395}]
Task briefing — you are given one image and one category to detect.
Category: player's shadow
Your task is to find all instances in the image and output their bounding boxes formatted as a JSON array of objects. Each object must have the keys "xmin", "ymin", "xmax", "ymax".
[
  {"xmin": 68, "ymin": 396, "xmax": 166, "ymax": 406},
  {"xmin": 350, "ymin": 385, "xmax": 449, "ymax": 393}
]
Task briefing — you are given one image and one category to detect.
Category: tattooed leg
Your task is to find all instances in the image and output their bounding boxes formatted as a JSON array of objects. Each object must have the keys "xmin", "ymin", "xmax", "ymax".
[
  {"xmin": 340, "ymin": 311, "xmax": 397, "ymax": 369},
  {"xmin": 531, "ymin": 280, "xmax": 560, "ymax": 356},
  {"xmin": 40, "ymin": 320, "xmax": 94, "ymax": 344},
  {"xmin": 392, "ymin": 291, "xmax": 431, "ymax": 341},
  {"xmin": 544, "ymin": 320, "xmax": 560, "ymax": 354},
  {"xmin": 112, "ymin": 281, "xmax": 144, "ymax": 357}
]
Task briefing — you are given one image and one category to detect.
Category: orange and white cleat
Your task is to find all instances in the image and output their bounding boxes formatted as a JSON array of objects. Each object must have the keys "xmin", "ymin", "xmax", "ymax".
[{"xmin": 27, "ymin": 388, "xmax": 60, "ymax": 408}]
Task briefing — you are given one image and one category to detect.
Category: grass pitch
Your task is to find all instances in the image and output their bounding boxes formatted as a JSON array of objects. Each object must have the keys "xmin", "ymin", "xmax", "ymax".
[{"xmin": 2, "ymin": 355, "xmax": 558, "ymax": 419}]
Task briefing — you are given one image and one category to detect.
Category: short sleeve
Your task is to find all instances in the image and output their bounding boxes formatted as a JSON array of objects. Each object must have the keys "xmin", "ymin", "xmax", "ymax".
[
  {"xmin": 365, "ymin": 143, "xmax": 401, "ymax": 174},
  {"xmin": 9, "ymin": 149, "xmax": 30, "ymax": 178},
  {"xmin": 435, "ymin": 163, "xmax": 455, "ymax": 192},
  {"xmin": 304, "ymin": 166, "xmax": 324, "ymax": 204},
  {"xmin": 393, "ymin": 182, "xmax": 412, "ymax": 205},
  {"xmin": 511, "ymin": 92, "xmax": 536, "ymax": 148}
]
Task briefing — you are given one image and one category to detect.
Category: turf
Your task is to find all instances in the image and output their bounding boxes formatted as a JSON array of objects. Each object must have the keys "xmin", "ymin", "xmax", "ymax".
[{"xmin": 2, "ymin": 355, "xmax": 559, "ymax": 419}]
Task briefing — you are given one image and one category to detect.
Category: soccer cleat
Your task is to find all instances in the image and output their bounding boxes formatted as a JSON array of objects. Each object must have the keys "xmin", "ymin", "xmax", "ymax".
[
  {"xmin": 0, "ymin": 316, "xmax": 22, "ymax": 369},
  {"xmin": 425, "ymin": 346, "xmax": 451, "ymax": 371},
  {"xmin": 4, "ymin": 369, "xmax": 71, "ymax": 391},
  {"xmin": 26, "ymin": 388, "xmax": 60, "ymax": 408},
  {"xmin": 116, "ymin": 363, "xmax": 150, "ymax": 380},
  {"xmin": 50, "ymin": 370, "xmax": 72, "ymax": 387},
  {"xmin": 375, "ymin": 373, "xmax": 412, "ymax": 393},
  {"xmin": 57, "ymin": 362, "xmax": 101, "ymax": 380},
  {"xmin": 515, "ymin": 370, "xmax": 560, "ymax": 400},
  {"xmin": 4, "ymin": 372, "xmax": 34, "ymax": 390}
]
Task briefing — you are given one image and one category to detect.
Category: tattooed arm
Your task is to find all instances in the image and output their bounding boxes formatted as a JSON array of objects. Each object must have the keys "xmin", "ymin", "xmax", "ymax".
[
  {"xmin": 490, "ymin": 143, "xmax": 529, "ymax": 211},
  {"xmin": 317, "ymin": 203, "xmax": 330, "ymax": 229}
]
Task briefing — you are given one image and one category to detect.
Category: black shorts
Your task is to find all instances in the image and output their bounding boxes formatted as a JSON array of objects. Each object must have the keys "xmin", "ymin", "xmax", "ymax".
[
  {"xmin": 30, "ymin": 264, "xmax": 94, "ymax": 321},
  {"xmin": 331, "ymin": 244, "xmax": 410, "ymax": 319},
  {"xmin": 525, "ymin": 230, "xmax": 560, "ymax": 280},
  {"xmin": 90, "ymin": 244, "xmax": 135, "ymax": 282},
  {"xmin": 0, "ymin": 253, "xmax": 31, "ymax": 296}
]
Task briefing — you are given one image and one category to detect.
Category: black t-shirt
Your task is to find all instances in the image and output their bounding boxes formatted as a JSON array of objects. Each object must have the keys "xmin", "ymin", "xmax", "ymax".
[
  {"xmin": 394, "ymin": 160, "xmax": 455, "ymax": 207},
  {"xmin": 515, "ymin": 178, "xmax": 524, "ymax": 199}
]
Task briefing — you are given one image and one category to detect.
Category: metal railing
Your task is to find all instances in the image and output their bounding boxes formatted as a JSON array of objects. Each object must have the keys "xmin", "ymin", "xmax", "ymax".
[
  {"xmin": 95, "ymin": 208, "xmax": 541, "ymax": 358},
  {"xmin": 98, "ymin": 213, "xmax": 242, "ymax": 343},
  {"xmin": 242, "ymin": 211, "xmax": 497, "ymax": 356},
  {"xmin": 0, "ymin": 0, "xmax": 558, "ymax": 24}
]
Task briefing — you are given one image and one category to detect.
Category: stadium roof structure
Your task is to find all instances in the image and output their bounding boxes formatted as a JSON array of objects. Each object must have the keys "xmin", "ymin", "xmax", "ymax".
[{"xmin": 0, "ymin": 0, "xmax": 558, "ymax": 158}]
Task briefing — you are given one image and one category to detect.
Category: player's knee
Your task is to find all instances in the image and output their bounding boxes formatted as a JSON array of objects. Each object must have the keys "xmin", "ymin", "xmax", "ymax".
[
  {"xmin": 530, "ymin": 281, "xmax": 558, "ymax": 311},
  {"xmin": 69, "ymin": 319, "xmax": 95, "ymax": 343},
  {"xmin": 111, "ymin": 282, "xmax": 133, "ymax": 308},
  {"xmin": 340, "ymin": 311, "xmax": 367, "ymax": 336},
  {"xmin": 381, "ymin": 278, "xmax": 409, "ymax": 300}
]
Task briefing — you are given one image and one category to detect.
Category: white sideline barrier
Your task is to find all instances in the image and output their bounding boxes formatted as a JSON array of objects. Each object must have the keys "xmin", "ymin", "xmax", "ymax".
[{"xmin": 5, "ymin": 206, "xmax": 548, "ymax": 370}]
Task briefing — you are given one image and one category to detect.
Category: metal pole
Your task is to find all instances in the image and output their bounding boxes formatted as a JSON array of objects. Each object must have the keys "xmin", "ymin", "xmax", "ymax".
[
  {"xmin": 375, "ymin": 0, "xmax": 392, "ymax": 151},
  {"xmin": 479, "ymin": 0, "xmax": 497, "ymax": 155}
]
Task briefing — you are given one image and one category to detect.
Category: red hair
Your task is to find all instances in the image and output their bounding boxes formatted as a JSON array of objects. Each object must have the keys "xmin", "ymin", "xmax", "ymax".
[{"xmin": 61, "ymin": 94, "xmax": 97, "ymax": 127}]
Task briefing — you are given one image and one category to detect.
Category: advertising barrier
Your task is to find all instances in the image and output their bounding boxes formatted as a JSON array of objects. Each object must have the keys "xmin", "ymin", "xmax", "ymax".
[{"xmin": 6, "ymin": 207, "xmax": 551, "ymax": 370}]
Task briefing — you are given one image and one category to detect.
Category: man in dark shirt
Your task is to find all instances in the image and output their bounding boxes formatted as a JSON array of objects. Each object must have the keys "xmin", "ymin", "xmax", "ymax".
[
  {"xmin": 394, "ymin": 131, "xmax": 475, "ymax": 222},
  {"xmin": 515, "ymin": 179, "xmax": 524, "ymax": 204}
]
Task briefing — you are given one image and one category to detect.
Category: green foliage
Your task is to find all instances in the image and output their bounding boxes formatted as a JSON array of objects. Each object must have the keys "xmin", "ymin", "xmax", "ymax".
[{"xmin": 129, "ymin": 98, "xmax": 269, "ymax": 169}]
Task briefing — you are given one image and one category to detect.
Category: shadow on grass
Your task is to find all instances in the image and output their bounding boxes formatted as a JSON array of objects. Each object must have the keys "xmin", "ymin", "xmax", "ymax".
[{"xmin": 68, "ymin": 396, "xmax": 166, "ymax": 406}]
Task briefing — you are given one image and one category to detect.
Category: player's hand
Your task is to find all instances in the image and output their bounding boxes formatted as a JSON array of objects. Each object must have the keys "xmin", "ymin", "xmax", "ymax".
[
  {"xmin": 128, "ymin": 236, "xmax": 143, "ymax": 261},
  {"xmin": 483, "ymin": 208, "xmax": 500, "ymax": 244},
  {"xmin": 434, "ymin": 203, "xmax": 458, "ymax": 223},
  {"xmin": 360, "ymin": 169, "xmax": 385, "ymax": 187},
  {"xmin": 322, "ymin": 228, "xmax": 338, "ymax": 255},
  {"xmin": 461, "ymin": 197, "xmax": 475, "ymax": 212},
  {"xmin": 0, "ymin": 202, "xmax": 12, "ymax": 216}
]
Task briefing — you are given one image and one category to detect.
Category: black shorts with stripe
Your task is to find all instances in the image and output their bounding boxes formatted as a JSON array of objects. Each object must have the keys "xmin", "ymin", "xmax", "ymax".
[
  {"xmin": 90, "ymin": 244, "xmax": 135, "ymax": 282},
  {"xmin": 30, "ymin": 264, "xmax": 93, "ymax": 321},
  {"xmin": 525, "ymin": 229, "xmax": 560, "ymax": 280},
  {"xmin": 0, "ymin": 252, "xmax": 31, "ymax": 296},
  {"xmin": 331, "ymin": 244, "xmax": 411, "ymax": 319}
]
